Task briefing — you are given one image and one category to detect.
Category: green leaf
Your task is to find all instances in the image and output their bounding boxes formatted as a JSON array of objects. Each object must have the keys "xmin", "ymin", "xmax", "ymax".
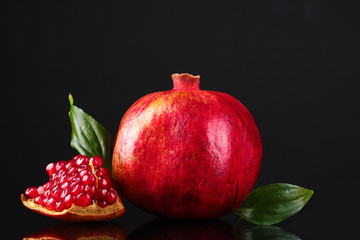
[
  {"xmin": 68, "ymin": 94, "xmax": 113, "ymax": 175},
  {"xmin": 234, "ymin": 183, "xmax": 313, "ymax": 225},
  {"xmin": 235, "ymin": 226, "xmax": 301, "ymax": 240}
]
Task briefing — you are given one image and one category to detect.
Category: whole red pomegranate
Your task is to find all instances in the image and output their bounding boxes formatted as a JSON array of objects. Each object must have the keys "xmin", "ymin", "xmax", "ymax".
[{"xmin": 113, "ymin": 73, "xmax": 262, "ymax": 219}]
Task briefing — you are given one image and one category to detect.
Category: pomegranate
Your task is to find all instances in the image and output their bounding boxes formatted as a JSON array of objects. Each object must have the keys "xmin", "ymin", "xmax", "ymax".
[
  {"xmin": 113, "ymin": 73, "xmax": 262, "ymax": 219},
  {"xmin": 21, "ymin": 155, "xmax": 125, "ymax": 222}
]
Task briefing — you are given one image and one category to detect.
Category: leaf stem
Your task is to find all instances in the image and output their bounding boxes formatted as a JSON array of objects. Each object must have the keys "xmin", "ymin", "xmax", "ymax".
[{"xmin": 68, "ymin": 93, "xmax": 74, "ymax": 106}]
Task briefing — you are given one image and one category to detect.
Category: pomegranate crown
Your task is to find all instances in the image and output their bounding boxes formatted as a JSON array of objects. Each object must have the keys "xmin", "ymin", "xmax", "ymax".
[{"xmin": 172, "ymin": 73, "xmax": 200, "ymax": 90}]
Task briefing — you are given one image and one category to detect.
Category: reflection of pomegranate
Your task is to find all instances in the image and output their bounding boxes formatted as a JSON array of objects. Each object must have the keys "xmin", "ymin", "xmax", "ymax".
[
  {"xmin": 127, "ymin": 218, "xmax": 233, "ymax": 240},
  {"xmin": 113, "ymin": 73, "xmax": 262, "ymax": 219}
]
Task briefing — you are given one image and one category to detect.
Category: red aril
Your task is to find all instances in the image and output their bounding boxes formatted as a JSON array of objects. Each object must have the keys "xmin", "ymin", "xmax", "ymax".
[
  {"xmin": 91, "ymin": 156, "xmax": 103, "ymax": 167},
  {"xmin": 113, "ymin": 73, "xmax": 262, "ymax": 219},
  {"xmin": 64, "ymin": 194, "xmax": 73, "ymax": 208},
  {"xmin": 25, "ymin": 187, "xmax": 38, "ymax": 199},
  {"xmin": 75, "ymin": 193, "xmax": 92, "ymax": 207},
  {"xmin": 55, "ymin": 201, "xmax": 65, "ymax": 212},
  {"xmin": 21, "ymin": 155, "xmax": 125, "ymax": 222},
  {"xmin": 45, "ymin": 163, "xmax": 56, "ymax": 176}
]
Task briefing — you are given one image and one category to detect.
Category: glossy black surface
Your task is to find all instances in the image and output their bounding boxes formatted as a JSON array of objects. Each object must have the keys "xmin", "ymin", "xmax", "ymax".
[{"xmin": 4, "ymin": 0, "xmax": 359, "ymax": 239}]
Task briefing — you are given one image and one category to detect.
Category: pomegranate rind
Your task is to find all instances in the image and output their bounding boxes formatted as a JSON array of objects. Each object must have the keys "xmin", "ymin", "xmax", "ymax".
[{"xmin": 21, "ymin": 193, "xmax": 125, "ymax": 222}]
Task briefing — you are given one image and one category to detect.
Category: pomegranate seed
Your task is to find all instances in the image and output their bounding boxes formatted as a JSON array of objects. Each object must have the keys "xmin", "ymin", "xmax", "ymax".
[
  {"xmin": 70, "ymin": 177, "xmax": 81, "ymax": 185},
  {"xmin": 51, "ymin": 173, "xmax": 58, "ymax": 181},
  {"xmin": 95, "ymin": 167, "xmax": 111, "ymax": 177},
  {"xmin": 25, "ymin": 187, "xmax": 39, "ymax": 199},
  {"xmin": 35, "ymin": 195, "xmax": 45, "ymax": 206},
  {"xmin": 103, "ymin": 168, "xmax": 111, "ymax": 177},
  {"xmin": 52, "ymin": 189, "xmax": 61, "ymax": 200},
  {"xmin": 44, "ymin": 189, "xmax": 51, "ymax": 198},
  {"xmin": 106, "ymin": 190, "xmax": 117, "ymax": 205},
  {"xmin": 67, "ymin": 172, "xmax": 78, "ymax": 181},
  {"xmin": 64, "ymin": 194, "xmax": 73, "ymax": 208},
  {"xmin": 60, "ymin": 181, "xmax": 69, "ymax": 189},
  {"xmin": 84, "ymin": 184, "xmax": 96, "ymax": 197},
  {"xmin": 52, "ymin": 185, "xmax": 60, "ymax": 192},
  {"xmin": 60, "ymin": 189, "xmax": 69, "ymax": 199},
  {"xmin": 55, "ymin": 201, "xmax": 65, "ymax": 212},
  {"xmin": 78, "ymin": 170, "xmax": 86, "ymax": 177},
  {"xmin": 43, "ymin": 181, "xmax": 52, "ymax": 190},
  {"xmin": 45, "ymin": 163, "xmax": 56, "ymax": 176},
  {"xmin": 78, "ymin": 164, "xmax": 89, "ymax": 172},
  {"xmin": 90, "ymin": 156, "xmax": 103, "ymax": 167},
  {"xmin": 60, "ymin": 175, "xmax": 67, "ymax": 184},
  {"xmin": 65, "ymin": 160, "xmax": 74, "ymax": 169},
  {"xmin": 98, "ymin": 176, "xmax": 111, "ymax": 188},
  {"xmin": 68, "ymin": 166, "xmax": 78, "ymax": 175},
  {"xmin": 56, "ymin": 161, "xmax": 66, "ymax": 171},
  {"xmin": 76, "ymin": 156, "xmax": 89, "ymax": 166},
  {"xmin": 98, "ymin": 200, "xmax": 107, "ymax": 208},
  {"xmin": 97, "ymin": 188, "xmax": 108, "ymax": 200},
  {"xmin": 71, "ymin": 184, "xmax": 83, "ymax": 196},
  {"xmin": 69, "ymin": 182, "xmax": 78, "ymax": 189},
  {"xmin": 82, "ymin": 174, "xmax": 95, "ymax": 185},
  {"xmin": 46, "ymin": 197, "xmax": 56, "ymax": 211},
  {"xmin": 37, "ymin": 186, "xmax": 45, "ymax": 195},
  {"xmin": 58, "ymin": 169, "xmax": 66, "ymax": 177},
  {"xmin": 76, "ymin": 193, "xmax": 92, "ymax": 207}
]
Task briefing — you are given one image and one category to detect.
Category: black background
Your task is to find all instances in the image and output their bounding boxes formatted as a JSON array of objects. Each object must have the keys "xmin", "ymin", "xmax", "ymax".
[{"xmin": 3, "ymin": 1, "xmax": 360, "ymax": 239}]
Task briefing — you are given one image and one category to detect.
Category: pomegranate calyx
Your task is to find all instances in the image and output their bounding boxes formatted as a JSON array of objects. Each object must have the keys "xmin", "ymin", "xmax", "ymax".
[{"xmin": 172, "ymin": 73, "xmax": 200, "ymax": 90}]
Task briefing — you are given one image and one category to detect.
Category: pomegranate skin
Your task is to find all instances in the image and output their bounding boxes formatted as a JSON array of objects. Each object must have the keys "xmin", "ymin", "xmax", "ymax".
[{"xmin": 113, "ymin": 73, "xmax": 262, "ymax": 219}]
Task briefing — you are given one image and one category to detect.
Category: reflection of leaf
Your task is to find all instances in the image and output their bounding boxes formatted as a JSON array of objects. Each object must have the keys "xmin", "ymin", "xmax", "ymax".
[{"xmin": 235, "ymin": 226, "xmax": 301, "ymax": 240}]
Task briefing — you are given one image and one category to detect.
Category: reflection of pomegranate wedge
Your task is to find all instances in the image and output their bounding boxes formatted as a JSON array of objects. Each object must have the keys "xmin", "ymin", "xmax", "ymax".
[
  {"xmin": 23, "ymin": 222, "xmax": 126, "ymax": 240},
  {"xmin": 21, "ymin": 155, "xmax": 125, "ymax": 222}
]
